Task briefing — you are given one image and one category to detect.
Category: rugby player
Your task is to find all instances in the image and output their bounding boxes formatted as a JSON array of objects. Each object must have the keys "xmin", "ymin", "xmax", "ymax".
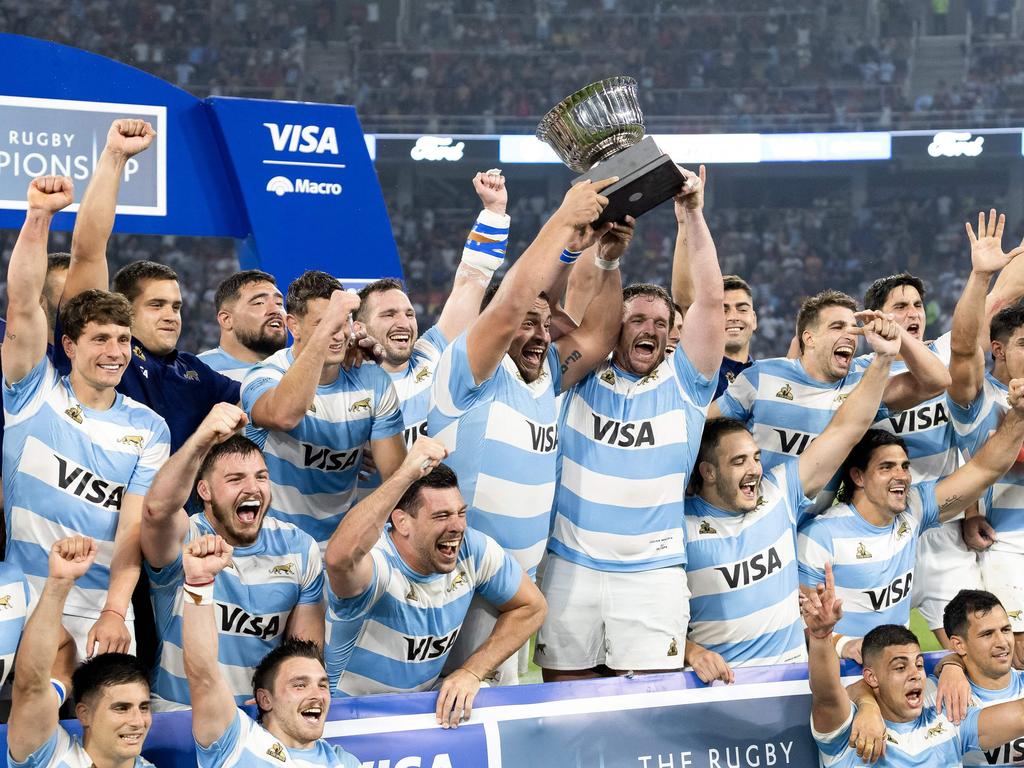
[
  {"xmin": 798, "ymin": 377, "xmax": 1024, "ymax": 663},
  {"xmin": 428, "ymin": 174, "xmax": 635, "ymax": 683},
  {"xmin": 56, "ymin": 119, "xmax": 240, "ymax": 452},
  {"xmin": 805, "ymin": 565, "xmax": 1024, "ymax": 767},
  {"xmin": 947, "ymin": 209, "xmax": 1024, "ymax": 666},
  {"xmin": 197, "ymin": 269, "xmax": 287, "ymax": 381},
  {"xmin": 712, "ymin": 286, "xmax": 951, "ymax": 513},
  {"xmin": 7, "ymin": 536, "xmax": 154, "ymax": 768},
  {"xmin": 537, "ymin": 165, "xmax": 721, "ymax": 680},
  {"xmin": 242, "ymin": 274, "xmax": 406, "ymax": 547},
  {"xmin": 181, "ymin": 534, "xmax": 361, "ymax": 767},
  {"xmin": 142, "ymin": 403, "xmax": 325, "ymax": 710},
  {"xmin": 683, "ymin": 311, "xmax": 899, "ymax": 682},
  {"xmin": 3, "ymin": 175, "xmax": 170, "ymax": 659},
  {"xmin": 324, "ymin": 438, "xmax": 544, "ymax": 723}
]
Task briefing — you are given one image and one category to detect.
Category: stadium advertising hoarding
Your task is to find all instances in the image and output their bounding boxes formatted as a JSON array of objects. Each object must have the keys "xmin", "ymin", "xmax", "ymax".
[{"xmin": 0, "ymin": 95, "xmax": 166, "ymax": 215}]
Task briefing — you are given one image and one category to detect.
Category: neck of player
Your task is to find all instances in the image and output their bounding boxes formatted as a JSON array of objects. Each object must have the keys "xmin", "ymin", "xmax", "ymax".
[
  {"xmin": 82, "ymin": 743, "xmax": 139, "ymax": 768},
  {"xmin": 850, "ymin": 492, "xmax": 894, "ymax": 527},
  {"xmin": 68, "ymin": 370, "xmax": 117, "ymax": 410},
  {"xmin": 723, "ymin": 341, "xmax": 750, "ymax": 364},
  {"xmin": 965, "ymin": 655, "xmax": 1014, "ymax": 691},
  {"xmin": 267, "ymin": 718, "xmax": 316, "ymax": 750},
  {"xmin": 219, "ymin": 333, "xmax": 270, "ymax": 364}
]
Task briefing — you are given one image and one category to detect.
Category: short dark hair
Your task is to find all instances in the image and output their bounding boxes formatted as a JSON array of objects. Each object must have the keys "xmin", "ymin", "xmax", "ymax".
[
  {"xmin": 723, "ymin": 274, "xmax": 753, "ymax": 299},
  {"xmin": 252, "ymin": 639, "xmax": 324, "ymax": 723},
  {"xmin": 111, "ymin": 261, "xmax": 179, "ymax": 303},
  {"xmin": 795, "ymin": 289, "xmax": 858, "ymax": 354},
  {"xmin": 622, "ymin": 283, "xmax": 675, "ymax": 328},
  {"xmin": 863, "ymin": 272, "xmax": 926, "ymax": 312},
  {"xmin": 991, "ymin": 304, "xmax": 1024, "ymax": 345},
  {"xmin": 61, "ymin": 289, "xmax": 133, "ymax": 342},
  {"xmin": 395, "ymin": 463, "xmax": 460, "ymax": 517},
  {"xmin": 198, "ymin": 434, "xmax": 263, "ymax": 480},
  {"xmin": 943, "ymin": 589, "xmax": 1005, "ymax": 640},
  {"xmin": 480, "ymin": 279, "xmax": 547, "ymax": 313},
  {"xmin": 693, "ymin": 418, "xmax": 751, "ymax": 492},
  {"xmin": 862, "ymin": 624, "xmax": 920, "ymax": 666},
  {"xmin": 72, "ymin": 652, "xmax": 149, "ymax": 706},
  {"xmin": 214, "ymin": 270, "xmax": 278, "ymax": 311},
  {"xmin": 356, "ymin": 277, "xmax": 406, "ymax": 320},
  {"xmin": 286, "ymin": 270, "xmax": 343, "ymax": 317},
  {"xmin": 47, "ymin": 252, "xmax": 71, "ymax": 274},
  {"xmin": 836, "ymin": 429, "xmax": 908, "ymax": 503}
]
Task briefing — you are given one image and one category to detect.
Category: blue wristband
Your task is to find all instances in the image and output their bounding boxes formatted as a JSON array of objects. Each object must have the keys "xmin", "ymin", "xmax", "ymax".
[{"xmin": 559, "ymin": 248, "xmax": 582, "ymax": 264}]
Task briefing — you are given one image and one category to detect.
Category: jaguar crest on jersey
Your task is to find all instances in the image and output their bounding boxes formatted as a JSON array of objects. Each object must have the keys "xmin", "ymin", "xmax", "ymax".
[
  {"xmin": 349, "ymin": 397, "xmax": 371, "ymax": 413},
  {"xmin": 133, "ymin": 345, "xmax": 146, "ymax": 361},
  {"xmin": 415, "ymin": 365, "xmax": 431, "ymax": 383},
  {"xmin": 638, "ymin": 368, "xmax": 659, "ymax": 386},
  {"xmin": 446, "ymin": 571, "xmax": 468, "ymax": 593},
  {"xmin": 118, "ymin": 435, "xmax": 144, "ymax": 449},
  {"xmin": 184, "ymin": 370, "xmax": 199, "ymax": 381},
  {"xmin": 266, "ymin": 743, "xmax": 287, "ymax": 762},
  {"xmin": 269, "ymin": 563, "xmax": 295, "ymax": 576},
  {"xmin": 896, "ymin": 519, "xmax": 910, "ymax": 539},
  {"xmin": 1008, "ymin": 610, "xmax": 1023, "ymax": 620},
  {"xmin": 926, "ymin": 723, "xmax": 945, "ymax": 738},
  {"xmin": 0, "ymin": 595, "xmax": 11, "ymax": 609}
]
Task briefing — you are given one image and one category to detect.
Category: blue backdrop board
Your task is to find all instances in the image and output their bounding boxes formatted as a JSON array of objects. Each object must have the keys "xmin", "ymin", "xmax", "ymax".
[
  {"xmin": 0, "ymin": 655, "xmax": 949, "ymax": 767},
  {"xmin": 0, "ymin": 33, "xmax": 400, "ymax": 291}
]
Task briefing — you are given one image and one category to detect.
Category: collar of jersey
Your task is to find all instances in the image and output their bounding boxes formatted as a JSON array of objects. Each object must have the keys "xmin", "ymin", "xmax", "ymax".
[
  {"xmin": 845, "ymin": 501, "xmax": 901, "ymax": 534},
  {"xmin": 195, "ymin": 513, "xmax": 266, "ymax": 556},
  {"xmin": 135, "ymin": 337, "xmax": 178, "ymax": 364},
  {"xmin": 384, "ymin": 529, "xmax": 447, "ymax": 584},
  {"xmin": 686, "ymin": 493, "xmax": 743, "ymax": 520},
  {"xmin": 986, "ymin": 370, "xmax": 1009, "ymax": 392},
  {"xmin": 61, "ymin": 375, "xmax": 123, "ymax": 412},
  {"xmin": 969, "ymin": 669, "xmax": 1020, "ymax": 699}
]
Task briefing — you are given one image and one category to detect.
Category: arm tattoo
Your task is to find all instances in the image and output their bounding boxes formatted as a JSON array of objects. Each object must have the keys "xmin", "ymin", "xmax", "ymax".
[
  {"xmin": 560, "ymin": 349, "xmax": 582, "ymax": 374},
  {"xmin": 938, "ymin": 494, "xmax": 963, "ymax": 513}
]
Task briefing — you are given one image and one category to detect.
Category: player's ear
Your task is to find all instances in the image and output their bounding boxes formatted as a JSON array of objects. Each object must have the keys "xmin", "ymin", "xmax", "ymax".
[
  {"xmin": 698, "ymin": 460, "xmax": 715, "ymax": 484},
  {"xmin": 862, "ymin": 665, "xmax": 880, "ymax": 691},
  {"xmin": 391, "ymin": 508, "xmax": 413, "ymax": 535},
  {"xmin": 255, "ymin": 686, "xmax": 272, "ymax": 714},
  {"xmin": 196, "ymin": 478, "xmax": 213, "ymax": 503},
  {"xmin": 992, "ymin": 339, "xmax": 1005, "ymax": 361},
  {"xmin": 285, "ymin": 313, "xmax": 301, "ymax": 340},
  {"xmin": 849, "ymin": 467, "xmax": 866, "ymax": 490}
]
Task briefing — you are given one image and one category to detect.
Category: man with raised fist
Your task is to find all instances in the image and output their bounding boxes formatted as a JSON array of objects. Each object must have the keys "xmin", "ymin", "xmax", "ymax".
[
  {"xmin": 7, "ymin": 536, "xmax": 154, "ymax": 768},
  {"xmin": 3, "ymin": 176, "xmax": 170, "ymax": 659},
  {"xmin": 182, "ymin": 533, "xmax": 360, "ymax": 767},
  {"xmin": 142, "ymin": 402, "xmax": 325, "ymax": 710}
]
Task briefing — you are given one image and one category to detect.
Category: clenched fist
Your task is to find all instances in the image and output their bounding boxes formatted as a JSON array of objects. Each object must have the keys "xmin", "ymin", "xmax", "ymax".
[
  {"xmin": 27, "ymin": 176, "xmax": 74, "ymax": 214},
  {"xmin": 105, "ymin": 118, "xmax": 156, "ymax": 159}
]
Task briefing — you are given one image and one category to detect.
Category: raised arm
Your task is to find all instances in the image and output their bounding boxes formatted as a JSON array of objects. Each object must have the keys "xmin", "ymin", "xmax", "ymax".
[
  {"xmin": 63, "ymin": 119, "xmax": 155, "ymax": 302},
  {"xmin": 934, "ymin": 378, "xmax": 1024, "ymax": 522},
  {"xmin": 324, "ymin": 438, "xmax": 447, "ymax": 598},
  {"xmin": 676, "ymin": 166, "xmax": 725, "ymax": 379},
  {"xmin": 800, "ymin": 312, "xmax": 898, "ymax": 498},
  {"xmin": 435, "ymin": 171, "xmax": 510, "ymax": 340},
  {"xmin": 368, "ymin": 433, "xmax": 408, "ymax": 482},
  {"xmin": 250, "ymin": 290, "xmax": 359, "ymax": 431},
  {"xmin": 949, "ymin": 210, "xmax": 1024, "ymax": 406},
  {"xmin": 556, "ymin": 219, "xmax": 632, "ymax": 391},
  {"xmin": 143, "ymin": 404, "xmax": 248, "ymax": 568},
  {"xmin": 8, "ymin": 537, "xmax": 96, "ymax": 763},
  {"xmin": 803, "ymin": 562, "xmax": 853, "ymax": 735},
  {"xmin": 670, "ymin": 197, "xmax": 695, "ymax": 315},
  {"xmin": 881, "ymin": 325, "xmax": 952, "ymax": 411},
  {"xmin": 464, "ymin": 178, "xmax": 616, "ymax": 385},
  {"xmin": 3, "ymin": 177, "xmax": 73, "ymax": 385},
  {"xmin": 181, "ymin": 534, "xmax": 238, "ymax": 748}
]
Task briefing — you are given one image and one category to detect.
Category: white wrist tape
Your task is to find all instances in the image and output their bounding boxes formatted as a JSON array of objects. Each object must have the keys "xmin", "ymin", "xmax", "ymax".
[
  {"xmin": 461, "ymin": 209, "xmax": 510, "ymax": 276},
  {"xmin": 183, "ymin": 580, "xmax": 215, "ymax": 606},
  {"xmin": 594, "ymin": 256, "xmax": 620, "ymax": 271}
]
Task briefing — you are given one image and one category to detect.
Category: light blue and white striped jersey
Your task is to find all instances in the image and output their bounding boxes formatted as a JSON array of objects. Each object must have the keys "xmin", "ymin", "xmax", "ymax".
[
  {"xmin": 685, "ymin": 462, "xmax": 812, "ymax": 667},
  {"xmin": 925, "ymin": 668, "xmax": 1024, "ymax": 765},
  {"xmin": 10, "ymin": 726, "xmax": 155, "ymax": 768},
  {"xmin": 949, "ymin": 374, "xmax": 1024, "ymax": 554},
  {"xmin": 3, "ymin": 357, "xmax": 170, "ymax": 618},
  {"xmin": 427, "ymin": 332, "xmax": 562, "ymax": 577},
  {"xmin": 813, "ymin": 702, "xmax": 981, "ymax": 767},
  {"xmin": 855, "ymin": 334, "xmax": 956, "ymax": 483},
  {"xmin": 716, "ymin": 357, "xmax": 889, "ymax": 514},
  {"xmin": 147, "ymin": 514, "xmax": 324, "ymax": 708},
  {"xmin": 356, "ymin": 325, "xmax": 448, "ymax": 497},
  {"xmin": 241, "ymin": 347, "xmax": 404, "ymax": 545},
  {"xmin": 197, "ymin": 346, "xmax": 256, "ymax": 383},
  {"xmin": 797, "ymin": 483, "xmax": 940, "ymax": 637},
  {"xmin": 196, "ymin": 709, "xmax": 360, "ymax": 768},
  {"xmin": 552, "ymin": 350, "xmax": 716, "ymax": 571},
  {"xmin": 325, "ymin": 526, "xmax": 521, "ymax": 697},
  {"xmin": 0, "ymin": 562, "xmax": 31, "ymax": 689}
]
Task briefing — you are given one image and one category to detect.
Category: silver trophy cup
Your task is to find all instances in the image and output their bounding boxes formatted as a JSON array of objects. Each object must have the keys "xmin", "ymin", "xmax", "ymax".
[{"xmin": 537, "ymin": 77, "xmax": 685, "ymax": 225}]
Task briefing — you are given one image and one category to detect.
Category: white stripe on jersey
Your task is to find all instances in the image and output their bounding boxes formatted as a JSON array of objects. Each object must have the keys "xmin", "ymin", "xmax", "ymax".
[
  {"xmin": 197, "ymin": 346, "xmax": 255, "ymax": 383},
  {"xmin": 196, "ymin": 709, "xmax": 359, "ymax": 768}
]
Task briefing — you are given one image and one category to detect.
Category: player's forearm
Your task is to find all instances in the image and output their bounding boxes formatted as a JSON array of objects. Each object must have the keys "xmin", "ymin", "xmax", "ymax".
[
  {"xmin": 182, "ymin": 601, "xmax": 222, "ymax": 685},
  {"xmin": 14, "ymin": 578, "xmax": 73, "ymax": 693},
  {"xmin": 808, "ymin": 632, "xmax": 847, "ymax": 706},
  {"xmin": 973, "ymin": 408, "xmax": 1024, "ymax": 481},
  {"xmin": 8, "ymin": 211, "xmax": 53, "ymax": 318},
  {"xmin": 326, "ymin": 464, "xmax": 418, "ymax": 570},
  {"xmin": 563, "ymin": 244, "xmax": 601, "ymax": 322},
  {"xmin": 899, "ymin": 332, "xmax": 952, "ymax": 394},
  {"xmin": 833, "ymin": 352, "xmax": 893, "ymax": 434},
  {"xmin": 68, "ymin": 149, "xmax": 126, "ymax": 282},
  {"xmin": 144, "ymin": 432, "xmax": 214, "ymax": 519},
  {"xmin": 670, "ymin": 218, "xmax": 695, "ymax": 312},
  {"xmin": 460, "ymin": 601, "xmax": 546, "ymax": 680},
  {"xmin": 951, "ymin": 270, "xmax": 992, "ymax": 358},
  {"xmin": 679, "ymin": 208, "xmax": 725, "ymax": 376},
  {"xmin": 254, "ymin": 340, "xmax": 330, "ymax": 430},
  {"xmin": 575, "ymin": 260, "xmax": 623, "ymax": 352},
  {"xmin": 105, "ymin": 521, "xmax": 141, "ymax": 615}
]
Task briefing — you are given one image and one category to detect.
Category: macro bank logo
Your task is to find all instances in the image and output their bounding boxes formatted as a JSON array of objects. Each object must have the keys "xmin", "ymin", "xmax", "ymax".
[{"xmin": 265, "ymin": 175, "xmax": 342, "ymax": 197}]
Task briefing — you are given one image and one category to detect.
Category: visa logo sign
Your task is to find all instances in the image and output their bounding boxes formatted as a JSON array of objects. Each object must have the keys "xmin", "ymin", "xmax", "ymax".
[
  {"xmin": 263, "ymin": 123, "xmax": 339, "ymax": 155},
  {"xmin": 359, "ymin": 757, "xmax": 453, "ymax": 768}
]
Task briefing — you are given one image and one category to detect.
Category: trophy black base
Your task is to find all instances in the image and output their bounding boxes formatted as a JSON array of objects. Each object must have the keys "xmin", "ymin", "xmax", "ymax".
[{"xmin": 573, "ymin": 136, "xmax": 686, "ymax": 225}]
